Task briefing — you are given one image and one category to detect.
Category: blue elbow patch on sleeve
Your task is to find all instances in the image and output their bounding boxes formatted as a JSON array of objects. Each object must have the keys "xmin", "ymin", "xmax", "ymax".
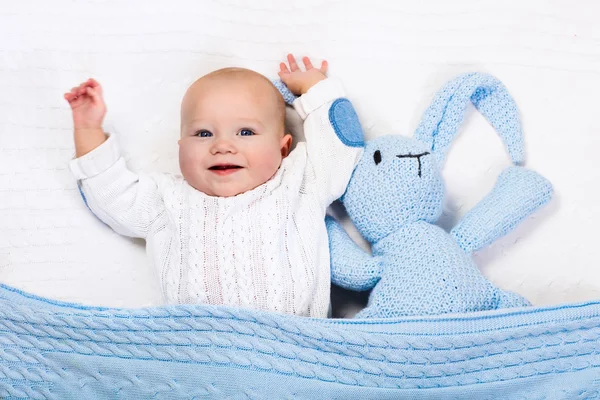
[{"xmin": 328, "ymin": 98, "xmax": 365, "ymax": 147}]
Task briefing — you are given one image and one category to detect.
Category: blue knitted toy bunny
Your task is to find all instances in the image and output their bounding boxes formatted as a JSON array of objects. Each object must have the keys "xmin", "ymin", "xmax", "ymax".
[{"xmin": 326, "ymin": 73, "xmax": 554, "ymax": 318}]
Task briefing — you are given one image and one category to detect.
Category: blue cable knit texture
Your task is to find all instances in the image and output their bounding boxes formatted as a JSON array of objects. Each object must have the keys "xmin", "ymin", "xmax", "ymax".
[
  {"xmin": 0, "ymin": 283, "xmax": 599, "ymax": 399},
  {"xmin": 271, "ymin": 79, "xmax": 297, "ymax": 105},
  {"xmin": 328, "ymin": 73, "xmax": 554, "ymax": 318}
]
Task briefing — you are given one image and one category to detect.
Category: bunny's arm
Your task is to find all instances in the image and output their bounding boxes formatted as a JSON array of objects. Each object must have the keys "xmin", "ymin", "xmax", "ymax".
[
  {"xmin": 451, "ymin": 166, "xmax": 553, "ymax": 255},
  {"xmin": 326, "ymin": 216, "xmax": 382, "ymax": 291}
]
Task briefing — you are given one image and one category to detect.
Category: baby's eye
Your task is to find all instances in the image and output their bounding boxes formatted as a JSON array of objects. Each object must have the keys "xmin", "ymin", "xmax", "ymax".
[
  {"xmin": 238, "ymin": 129, "xmax": 255, "ymax": 136},
  {"xmin": 195, "ymin": 130, "xmax": 212, "ymax": 138}
]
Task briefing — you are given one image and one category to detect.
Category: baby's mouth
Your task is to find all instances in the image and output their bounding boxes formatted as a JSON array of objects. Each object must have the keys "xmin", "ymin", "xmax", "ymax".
[
  {"xmin": 209, "ymin": 164, "xmax": 243, "ymax": 175},
  {"xmin": 209, "ymin": 164, "xmax": 242, "ymax": 170}
]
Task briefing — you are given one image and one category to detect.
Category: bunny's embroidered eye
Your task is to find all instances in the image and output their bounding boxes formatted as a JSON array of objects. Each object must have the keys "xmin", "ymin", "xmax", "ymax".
[
  {"xmin": 374, "ymin": 150, "xmax": 382, "ymax": 165},
  {"xmin": 396, "ymin": 152, "xmax": 430, "ymax": 177}
]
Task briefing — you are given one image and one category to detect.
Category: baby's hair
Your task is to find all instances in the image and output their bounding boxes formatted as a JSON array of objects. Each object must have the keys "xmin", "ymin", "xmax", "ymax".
[{"xmin": 203, "ymin": 67, "xmax": 286, "ymax": 132}]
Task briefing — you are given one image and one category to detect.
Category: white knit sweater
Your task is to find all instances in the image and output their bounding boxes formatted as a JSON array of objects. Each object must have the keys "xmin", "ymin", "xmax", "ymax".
[{"xmin": 69, "ymin": 79, "xmax": 362, "ymax": 317}]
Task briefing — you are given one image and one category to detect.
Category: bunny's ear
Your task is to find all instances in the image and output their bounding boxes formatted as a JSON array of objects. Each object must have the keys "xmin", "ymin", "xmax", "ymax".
[
  {"xmin": 414, "ymin": 73, "xmax": 525, "ymax": 166},
  {"xmin": 271, "ymin": 79, "xmax": 297, "ymax": 105}
]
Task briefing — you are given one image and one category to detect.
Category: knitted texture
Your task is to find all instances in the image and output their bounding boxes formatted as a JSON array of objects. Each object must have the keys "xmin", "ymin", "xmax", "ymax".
[
  {"xmin": 414, "ymin": 72, "xmax": 525, "ymax": 165},
  {"xmin": 328, "ymin": 73, "xmax": 554, "ymax": 318},
  {"xmin": 69, "ymin": 78, "xmax": 363, "ymax": 317},
  {"xmin": 0, "ymin": 283, "xmax": 599, "ymax": 399},
  {"xmin": 271, "ymin": 79, "xmax": 297, "ymax": 105}
]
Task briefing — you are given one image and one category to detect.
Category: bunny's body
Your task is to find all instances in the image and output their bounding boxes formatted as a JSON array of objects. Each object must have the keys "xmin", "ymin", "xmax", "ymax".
[
  {"xmin": 361, "ymin": 221, "xmax": 528, "ymax": 318},
  {"xmin": 327, "ymin": 73, "xmax": 553, "ymax": 318}
]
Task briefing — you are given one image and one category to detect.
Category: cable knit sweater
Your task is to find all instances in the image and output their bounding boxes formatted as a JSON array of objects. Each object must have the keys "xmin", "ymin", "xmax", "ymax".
[{"xmin": 69, "ymin": 79, "xmax": 363, "ymax": 317}]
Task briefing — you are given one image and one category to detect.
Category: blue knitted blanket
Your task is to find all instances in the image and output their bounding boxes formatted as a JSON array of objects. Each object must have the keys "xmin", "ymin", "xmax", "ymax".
[{"xmin": 1, "ymin": 283, "xmax": 599, "ymax": 399}]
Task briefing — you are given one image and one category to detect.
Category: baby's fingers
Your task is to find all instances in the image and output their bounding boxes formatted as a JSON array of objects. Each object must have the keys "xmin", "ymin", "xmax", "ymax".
[
  {"xmin": 87, "ymin": 78, "xmax": 100, "ymax": 88},
  {"xmin": 287, "ymin": 53, "xmax": 299, "ymax": 72},
  {"xmin": 85, "ymin": 86, "xmax": 101, "ymax": 104},
  {"xmin": 64, "ymin": 91, "xmax": 82, "ymax": 103},
  {"xmin": 64, "ymin": 92, "xmax": 84, "ymax": 108},
  {"xmin": 301, "ymin": 56, "xmax": 327, "ymax": 73},
  {"xmin": 86, "ymin": 78, "xmax": 103, "ymax": 95},
  {"xmin": 279, "ymin": 62, "xmax": 290, "ymax": 74},
  {"xmin": 319, "ymin": 60, "xmax": 328, "ymax": 74},
  {"xmin": 69, "ymin": 85, "xmax": 84, "ymax": 98},
  {"xmin": 302, "ymin": 57, "xmax": 314, "ymax": 70}
]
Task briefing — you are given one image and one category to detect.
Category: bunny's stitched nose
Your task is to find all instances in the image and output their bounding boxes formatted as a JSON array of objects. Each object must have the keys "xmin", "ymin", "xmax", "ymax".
[{"xmin": 396, "ymin": 152, "xmax": 430, "ymax": 177}]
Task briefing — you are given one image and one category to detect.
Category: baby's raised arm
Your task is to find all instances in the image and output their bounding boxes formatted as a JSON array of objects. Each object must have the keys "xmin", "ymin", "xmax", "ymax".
[
  {"xmin": 64, "ymin": 79, "xmax": 165, "ymax": 239},
  {"xmin": 279, "ymin": 54, "xmax": 364, "ymax": 208},
  {"xmin": 64, "ymin": 78, "xmax": 108, "ymax": 157}
]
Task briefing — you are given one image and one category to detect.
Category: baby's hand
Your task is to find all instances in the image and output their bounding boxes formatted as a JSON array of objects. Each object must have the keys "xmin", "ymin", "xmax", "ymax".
[
  {"xmin": 64, "ymin": 78, "xmax": 106, "ymax": 130},
  {"xmin": 278, "ymin": 54, "xmax": 328, "ymax": 96}
]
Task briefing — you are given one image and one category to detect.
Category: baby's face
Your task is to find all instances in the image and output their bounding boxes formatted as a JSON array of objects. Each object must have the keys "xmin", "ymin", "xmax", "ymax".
[{"xmin": 179, "ymin": 71, "xmax": 291, "ymax": 197}]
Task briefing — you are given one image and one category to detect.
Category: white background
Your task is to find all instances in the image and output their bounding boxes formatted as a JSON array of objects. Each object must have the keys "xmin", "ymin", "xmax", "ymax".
[{"xmin": 0, "ymin": 0, "xmax": 598, "ymax": 308}]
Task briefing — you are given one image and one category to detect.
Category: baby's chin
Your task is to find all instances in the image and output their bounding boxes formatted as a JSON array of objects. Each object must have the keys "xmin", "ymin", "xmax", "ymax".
[{"xmin": 186, "ymin": 178, "xmax": 260, "ymax": 198}]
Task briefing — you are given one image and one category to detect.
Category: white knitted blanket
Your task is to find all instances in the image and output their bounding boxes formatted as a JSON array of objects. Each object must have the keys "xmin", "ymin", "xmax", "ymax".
[{"xmin": 1, "ymin": 0, "xmax": 599, "ymax": 309}]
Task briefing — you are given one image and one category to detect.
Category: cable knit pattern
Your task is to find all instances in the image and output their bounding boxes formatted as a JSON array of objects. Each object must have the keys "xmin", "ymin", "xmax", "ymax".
[
  {"xmin": 0, "ymin": 284, "xmax": 599, "ymax": 399},
  {"xmin": 185, "ymin": 188, "xmax": 208, "ymax": 304},
  {"xmin": 69, "ymin": 79, "xmax": 363, "ymax": 317},
  {"xmin": 328, "ymin": 73, "xmax": 554, "ymax": 318}
]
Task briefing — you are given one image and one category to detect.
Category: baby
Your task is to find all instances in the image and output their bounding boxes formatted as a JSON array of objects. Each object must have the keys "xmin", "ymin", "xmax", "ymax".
[{"xmin": 64, "ymin": 55, "xmax": 363, "ymax": 317}]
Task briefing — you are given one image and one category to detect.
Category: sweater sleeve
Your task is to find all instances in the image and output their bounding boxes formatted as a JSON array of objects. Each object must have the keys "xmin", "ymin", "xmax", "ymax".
[
  {"xmin": 292, "ymin": 78, "xmax": 364, "ymax": 207},
  {"xmin": 69, "ymin": 135, "xmax": 166, "ymax": 239}
]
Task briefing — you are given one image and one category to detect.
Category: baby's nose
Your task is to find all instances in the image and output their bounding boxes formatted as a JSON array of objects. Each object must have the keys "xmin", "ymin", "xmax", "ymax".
[{"xmin": 211, "ymin": 139, "xmax": 236, "ymax": 154}]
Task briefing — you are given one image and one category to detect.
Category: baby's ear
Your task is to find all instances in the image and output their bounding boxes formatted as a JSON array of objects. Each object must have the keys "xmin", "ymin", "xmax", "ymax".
[{"xmin": 280, "ymin": 133, "xmax": 293, "ymax": 157}]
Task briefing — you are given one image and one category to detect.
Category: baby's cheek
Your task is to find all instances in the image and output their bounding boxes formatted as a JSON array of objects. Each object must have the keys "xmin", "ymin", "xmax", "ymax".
[
  {"xmin": 260, "ymin": 153, "xmax": 283, "ymax": 179},
  {"xmin": 179, "ymin": 144, "xmax": 202, "ymax": 177}
]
